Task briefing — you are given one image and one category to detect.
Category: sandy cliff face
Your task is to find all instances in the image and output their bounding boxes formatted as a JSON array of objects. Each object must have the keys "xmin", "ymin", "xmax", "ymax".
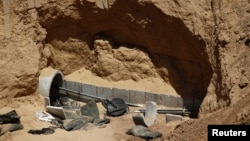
[
  {"xmin": 0, "ymin": 0, "xmax": 43, "ymax": 102},
  {"xmin": 198, "ymin": 0, "xmax": 250, "ymax": 113},
  {"xmin": 0, "ymin": 0, "xmax": 249, "ymax": 114}
]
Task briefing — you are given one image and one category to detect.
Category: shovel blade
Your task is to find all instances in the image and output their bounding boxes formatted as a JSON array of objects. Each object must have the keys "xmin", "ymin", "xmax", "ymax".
[{"xmin": 132, "ymin": 101, "xmax": 157, "ymax": 127}]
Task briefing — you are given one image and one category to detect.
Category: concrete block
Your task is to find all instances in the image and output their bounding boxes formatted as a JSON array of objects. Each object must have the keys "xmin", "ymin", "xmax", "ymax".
[
  {"xmin": 62, "ymin": 80, "xmax": 67, "ymax": 88},
  {"xmin": 145, "ymin": 92, "xmax": 162, "ymax": 105},
  {"xmin": 59, "ymin": 80, "xmax": 67, "ymax": 95},
  {"xmin": 161, "ymin": 94, "xmax": 183, "ymax": 108},
  {"xmin": 60, "ymin": 81, "xmax": 82, "ymax": 101},
  {"xmin": 129, "ymin": 90, "xmax": 145, "ymax": 104},
  {"xmin": 81, "ymin": 83, "xmax": 97, "ymax": 96},
  {"xmin": 65, "ymin": 81, "xmax": 81, "ymax": 92},
  {"xmin": 176, "ymin": 97, "xmax": 184, "ymax": 108},
  {"xmin": 166, "ymin": 114, "xmax": 183, "ymax": 121},
  {"xmin": 112, "ymin": 88, "xmax": 129, "ymax": 103},
  {"xmin": 96, "ymin": 86, "xmax": 113, "ymax": 100},
  {"xmin": 64, "ymin": 81, "xmax": 82, "ymax": 101},
  {"xmin": 80, "ymin": 83, "xmax": 97, "ymax": 102}
]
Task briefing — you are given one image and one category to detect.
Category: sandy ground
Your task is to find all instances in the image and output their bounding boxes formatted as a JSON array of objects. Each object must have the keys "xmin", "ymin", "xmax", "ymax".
[
  {"xmin": 65, "ymin": 68, "xmax": 178, "ymax": 96},
  {"xmin": 0, "ymin": 69, "xmax": 248, "ymax": 141},
  {"xmin": 0, "ymin": 95, "xmax": 184, "ymax": 141},
  {"xmin": 1, "ymin": 67, "xmax": 249, "ymax": 141},
  {"xmin": 0, "ymin": 68, "xmax": 183, "ymax": 141},
  {"xmin": 0, "ymin": 96, "xmax": 128, "ymax": 141},
  {"xmin": 2, "ymin": 92, "xmax": 249, "ymax": 141}
]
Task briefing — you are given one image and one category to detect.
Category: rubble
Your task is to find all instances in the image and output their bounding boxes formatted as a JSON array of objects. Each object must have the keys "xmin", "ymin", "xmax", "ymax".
[{"xmin": 0, "ymin": 110, "xmax": 23, "ymax": 136}]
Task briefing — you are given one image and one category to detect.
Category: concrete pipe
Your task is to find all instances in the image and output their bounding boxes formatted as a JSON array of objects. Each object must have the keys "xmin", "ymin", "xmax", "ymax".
[{"xmin": 38, "ymin": 67, "xmax": 64, "ymax": 106}]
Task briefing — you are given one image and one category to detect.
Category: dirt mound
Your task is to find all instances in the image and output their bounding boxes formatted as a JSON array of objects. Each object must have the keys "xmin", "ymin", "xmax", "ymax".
[{"xmin": 165, "ymin": 93, "xmax": 250, "ymax": 141}]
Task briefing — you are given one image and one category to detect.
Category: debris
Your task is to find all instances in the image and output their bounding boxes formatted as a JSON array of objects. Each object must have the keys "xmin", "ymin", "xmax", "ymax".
[
  {"xmin": 28, "ymin": 126, "xmax": 56, "ymax": 135},
  {"xmin": 38, "ymin": 68, "xmax": 146, "ymax": 119},
  {"xmin": 102, "ymin": 98, "xmax": 128, "ymax": 117},
  {"xmin": 0, "ymin": 110, "xmax": 20, "ymax": 124},
  {"xmin": 36, "ymin": 111, "xmax": 55, "ymax": 122},
  {"xmin": 135, "ymin": 108, "xmax": 198, "ymax": 116},
  {"xmin": 126, "ymin": 125, "xmax": 162, "ymax": 140},
  {"xmin": 94, "ymin": 118, "xmax": 110, "ymax": 126},
  {"xmin": 46, "ymin": 106, "xmax": 67, "ymax": 120},
  {"xmin": 59, "ymin": 87, "xmax": 129, "ymax": 117},
  {"xmin": 63, "ymin": 116, "xmax": 95, "ymax": 131},
  {"xmin": 80, "ymin": 100, "xmax": 100, "ymax": 120},
  {"xmin": 166, "ymin": 114, "xmax": 183, "ymax": 121},
  {"xmin": 0, "ymin": 110, "xmax": 23, "ymax": 136},
  {"xmin": 8, "ymin": 123, "xmax": 24, "ymax": 132},
  {"xmin": 132, "ymin": 101, "xmax": 157, "ymax": 127},
  {"xmin": 53, "ymin": 96, "xmax": 82, "ymax": 109},
  {"xmin": 46, "ymin": 100, "xmax": 111, "ymax": 131},
  {"xmin": 50, "ymin": 118, "xmax": 64, "ymax": 128}
]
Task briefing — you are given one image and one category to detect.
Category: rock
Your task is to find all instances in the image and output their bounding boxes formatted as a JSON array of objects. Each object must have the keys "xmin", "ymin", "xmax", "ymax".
[
  {"xmin": 63, "ymin": 115, "xmax": 95, "ymax": 131},
  {"xmin": 166, "ymin": 114, "xmax": 183, "ymax": 121},
  {"xmin": 126, "ymin": 125, "xmax": 162, "ymax": 140},
  {"xmin": 28, "ymin": 127, "xmax": 55, "ymax": 135},
  {"xmin": 239, "ymin": 77, "xmax": 249, "ymax": 89}
]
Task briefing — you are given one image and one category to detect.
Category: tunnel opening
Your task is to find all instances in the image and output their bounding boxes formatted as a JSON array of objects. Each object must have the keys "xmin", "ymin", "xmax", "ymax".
[
  {"xmin": 50, "ymin": 73, "xmax": 63, "ymax": 106},
  {"xmin": 38, "ymin": 0, "xmax": 213, "ymax": 110}
]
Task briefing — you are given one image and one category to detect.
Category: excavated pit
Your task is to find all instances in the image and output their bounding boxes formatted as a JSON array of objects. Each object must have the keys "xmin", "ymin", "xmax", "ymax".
[{"xmin": 38, "ymin": 0, "xmax": 213, "ymax": 109}]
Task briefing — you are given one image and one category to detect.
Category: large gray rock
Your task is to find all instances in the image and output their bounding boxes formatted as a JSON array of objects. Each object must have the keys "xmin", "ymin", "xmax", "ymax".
[
  {"xmin": 63, "ymin": 116, "xmax": 95, "ymax": 131},
  {"xmin": 126, "ymin": 125, "xmax": 162, "ymax": 140}
]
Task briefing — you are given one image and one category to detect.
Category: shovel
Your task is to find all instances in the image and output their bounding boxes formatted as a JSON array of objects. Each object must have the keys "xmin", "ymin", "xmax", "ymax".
[{"xmin": 132, "ymin": 101, "xmax": 157, "ymax": 127}]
